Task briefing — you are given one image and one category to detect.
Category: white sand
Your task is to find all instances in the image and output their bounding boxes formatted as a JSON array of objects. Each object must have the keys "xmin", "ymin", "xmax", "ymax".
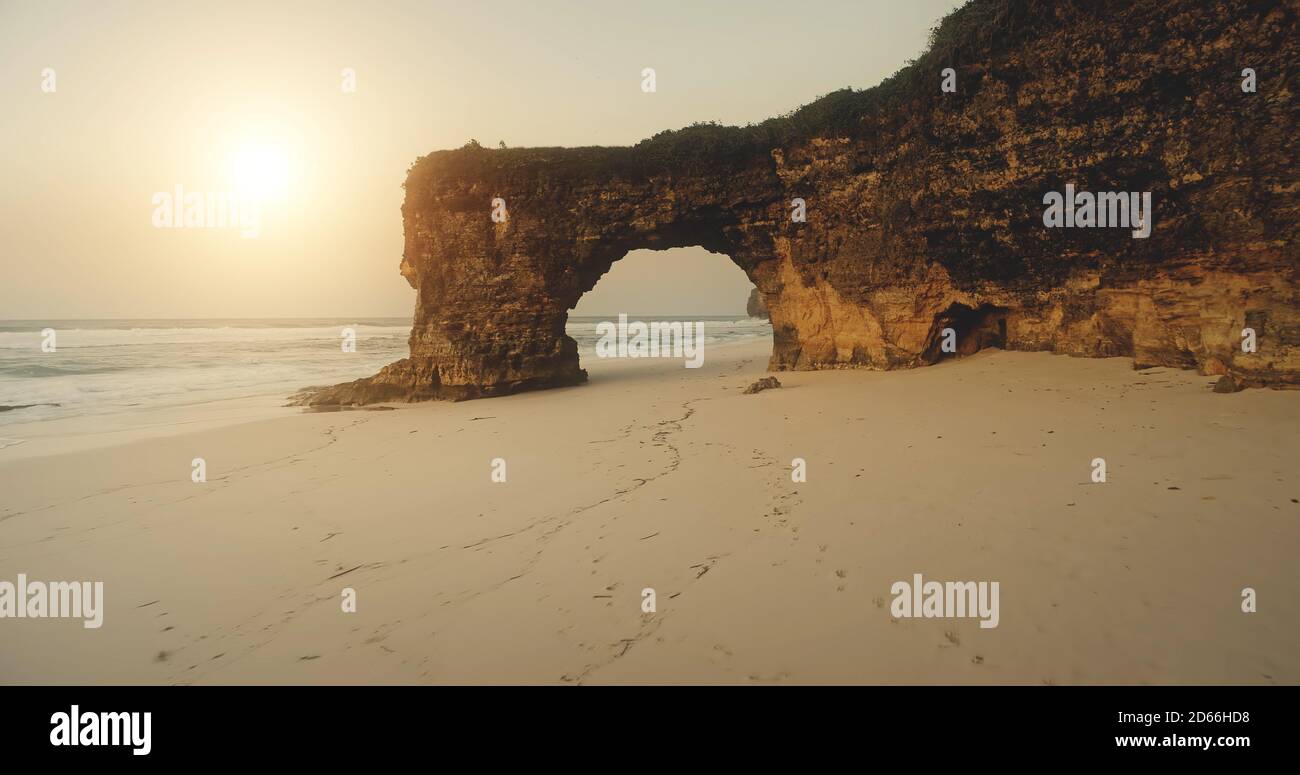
[{"xmin": 1, "ymin": 340, "xmax": 1297, "ymax": 684}]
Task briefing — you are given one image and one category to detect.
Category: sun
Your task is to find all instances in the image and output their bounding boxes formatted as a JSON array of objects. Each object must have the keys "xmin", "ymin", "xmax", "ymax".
[{"xmin": 230, "ymin": 144, "xmax": 292, "ymax": 203}]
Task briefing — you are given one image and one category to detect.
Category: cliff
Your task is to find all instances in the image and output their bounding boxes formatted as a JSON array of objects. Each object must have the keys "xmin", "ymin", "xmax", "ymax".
[
  {"xmin": 306, "ymin": 0, "xmax": 1298, "ymax": 405},
  {"xmin": 747, "ymin": 288, "xmax": 769, "ymax": 320}
]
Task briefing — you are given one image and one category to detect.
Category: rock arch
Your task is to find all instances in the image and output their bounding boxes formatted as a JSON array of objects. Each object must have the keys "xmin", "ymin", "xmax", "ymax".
[{"xmin": 306, "ymin": 0, "xmax": 1297, "ymax": 405}]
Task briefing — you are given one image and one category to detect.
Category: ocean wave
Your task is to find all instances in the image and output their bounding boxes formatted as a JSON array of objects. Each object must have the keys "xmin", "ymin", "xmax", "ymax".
[
  {"xmin": 0, "ymin": 324, "xmax": 411, "ymax": 350},
  {"xmin": 0, "ymin": 403, "xmax": 60, "ymax": 412},
  {"xmin": 0, "ymin": 362, "xmax": 133, "ymax": 378}
]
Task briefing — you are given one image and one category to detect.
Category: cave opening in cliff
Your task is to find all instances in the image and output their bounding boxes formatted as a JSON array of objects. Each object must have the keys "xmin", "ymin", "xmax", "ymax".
[
  {"xmin": 567, "ymin": 246, "xmax": 771, "ymax": 380},
  {"xmin": 922, "ymin": 302, "xmax": 1010, "ymax": 363}
]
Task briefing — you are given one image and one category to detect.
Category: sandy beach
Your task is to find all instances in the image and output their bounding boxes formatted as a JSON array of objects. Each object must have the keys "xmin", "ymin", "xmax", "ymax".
[{"xmin": 1, "ymin": 339, "xmax": 1296, "ymax": 685}]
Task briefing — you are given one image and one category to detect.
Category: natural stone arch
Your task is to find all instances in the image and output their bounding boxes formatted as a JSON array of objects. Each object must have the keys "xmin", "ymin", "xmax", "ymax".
[
  {"xmin": 305, "ymin": 0, "xmax": 1297, "ymax": 406},
  {"xmin": 394, "ymin": 150, "xmax": 786, "ymax": 401},
  {"xmin": 313, "ymin": 144, "xmax": 798, "ymax": 404}
]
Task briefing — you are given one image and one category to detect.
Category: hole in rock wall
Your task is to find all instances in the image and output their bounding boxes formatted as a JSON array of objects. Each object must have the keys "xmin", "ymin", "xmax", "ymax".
[{"xmin": 566, "ymin": 246, "xmax": 773, "ymax": 376}]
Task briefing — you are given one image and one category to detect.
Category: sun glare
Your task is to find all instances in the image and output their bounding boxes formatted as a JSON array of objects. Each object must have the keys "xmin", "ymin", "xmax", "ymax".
[{"xmin": 231, "ymin": 145, "xmax": 292, "ymax": 203}]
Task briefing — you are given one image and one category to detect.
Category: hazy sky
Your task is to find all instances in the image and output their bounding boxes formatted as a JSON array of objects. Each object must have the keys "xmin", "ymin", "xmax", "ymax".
[{"xmin": 0, "ymin": 0, "xmax": 963, "ymax": 319}]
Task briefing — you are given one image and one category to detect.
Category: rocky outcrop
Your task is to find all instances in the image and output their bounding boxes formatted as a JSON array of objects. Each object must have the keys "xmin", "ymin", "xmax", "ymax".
[
  {"xmin": 746, "ymin": 288, "xmax": 769, "ymax": 319},
  {"xmin": 743, "ymin": 377, "xmax": 782, "ymax": 395},
  {"xmin": 306, "ymin": 0, "xmax": 1297, "ymax": 405}
]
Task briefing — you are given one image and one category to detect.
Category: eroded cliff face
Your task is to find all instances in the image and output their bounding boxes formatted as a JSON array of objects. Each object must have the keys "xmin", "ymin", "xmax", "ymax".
[{"xmin": 309, "ymin": 0, "xmax": 1297, "ymax": 405}]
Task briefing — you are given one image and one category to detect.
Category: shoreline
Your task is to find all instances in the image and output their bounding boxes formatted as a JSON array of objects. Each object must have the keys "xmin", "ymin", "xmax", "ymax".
[{"xmin": 0, "ymin": 337, "xmax": 775, "ymax": 461}]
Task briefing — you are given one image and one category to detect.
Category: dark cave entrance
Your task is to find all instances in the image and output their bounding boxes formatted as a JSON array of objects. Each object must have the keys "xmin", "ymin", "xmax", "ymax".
[{"xmin": 922, "ymin": 302, "xmax": 1010, "ymax": 363}]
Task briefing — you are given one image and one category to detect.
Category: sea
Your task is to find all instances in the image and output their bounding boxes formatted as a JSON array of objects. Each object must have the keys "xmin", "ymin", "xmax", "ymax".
[{"xmin": 0, "ymin": 316, "xmax": 773, "ymax": 431}]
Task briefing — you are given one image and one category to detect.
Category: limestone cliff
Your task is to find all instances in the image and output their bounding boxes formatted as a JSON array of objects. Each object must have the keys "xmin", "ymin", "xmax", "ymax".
[
  {"xmin": 747, "ymin": 288, "xmax": 769, "ymax": 320},
  {"xmin": 307, "ymin": 0, "xmax": 1298, "ymax": 405}
]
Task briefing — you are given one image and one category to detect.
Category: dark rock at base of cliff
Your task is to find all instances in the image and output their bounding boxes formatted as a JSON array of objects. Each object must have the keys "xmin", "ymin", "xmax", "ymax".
[
  {"xmin": 1213, "ymin": 375, "xmax": 1242, "ymax": 394},
  {"xmin": 289, "ymin": 357, "xmax": 589, "ymax": 407},
  {"xmin": 743, "ymin": 377, "xmax": 782, "ymax": 394}
]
